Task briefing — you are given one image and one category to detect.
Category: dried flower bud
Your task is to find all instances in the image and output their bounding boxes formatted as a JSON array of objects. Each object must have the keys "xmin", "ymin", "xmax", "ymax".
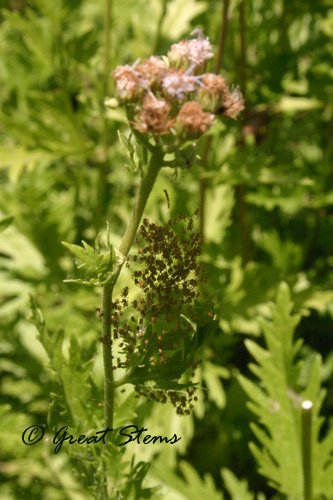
[
  {"xmin": 161, "ymin": 68, "xmax": 196, "ymax": 101},
  {"xmin": 168, "ymin": 35, "xmax": 213, "ymax": 74},
  {"xmin": 220, "ymin": 87, "xmax": 245, "ymax": 120},
  {"xmin": 175, "ymin": 101, "xmax": 215, "ymax": 139},
  {"xmin": 136, "ymin": 56, "xmax": 167, "ymax": 87},
  {"xmin": 198, "ymin": 73, "xmax": 227, "ymax": 112},
  {"xmin": 133, "ymin": 94, "xmax": 174, "ymax": 135},
  {"xmin": 112, "ymin": 64, "xmax": 149, "ymax": 102}
]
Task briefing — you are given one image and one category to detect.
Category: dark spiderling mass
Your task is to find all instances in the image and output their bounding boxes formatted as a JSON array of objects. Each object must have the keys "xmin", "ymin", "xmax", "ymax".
[{"xmin": 99, "ymin": 212, "xmax": 208, "ymax": 415}]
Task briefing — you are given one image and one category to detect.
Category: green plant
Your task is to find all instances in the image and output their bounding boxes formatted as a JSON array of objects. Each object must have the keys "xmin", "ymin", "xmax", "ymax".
[
  {"xmin": 59, "ymin": 29, "xmax": 243, "ymax": 432},
  {"xmin": 0, "ymin": 1, "xmax": 332, "ymax": 499},
  {"xmin": 239, "ymin": 283, "xmax": 333, "ymax": 499}
]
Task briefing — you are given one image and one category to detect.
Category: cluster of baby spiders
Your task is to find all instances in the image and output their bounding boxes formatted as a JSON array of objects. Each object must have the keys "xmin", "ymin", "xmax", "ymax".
[
  {"xmin": 98, "ymin": 211, "xmax": 211, "ymax": 415},
  {"xmin": 133, "ymin": 383, "xmax": 200, "ymax": 416}
]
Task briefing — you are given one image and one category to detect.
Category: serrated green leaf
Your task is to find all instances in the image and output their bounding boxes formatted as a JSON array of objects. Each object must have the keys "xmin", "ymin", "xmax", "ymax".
[
  {"xmin": 202, "ymin": 361, "xmax": 229, "ymax": 409},
  {"xmin": 221, "ymin": 468, "xmax": 255, "ymax": 500},
  {"xmin": 62, "ymin": 228, "xmax": 124, "ymax": 286}
]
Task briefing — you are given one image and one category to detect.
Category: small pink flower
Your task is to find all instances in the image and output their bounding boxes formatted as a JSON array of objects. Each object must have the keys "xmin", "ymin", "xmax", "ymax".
[
  {"xmin": 201, "ymin": 74, "xmax": 227, "ymax": 94},
  {"xmin": 136, "ymin": 56, "xmax": 167, "ymax": 87},
  {"xmin": 161, "ymin": 68, "xmax": 197, "ymax": 101},
  {"xmin": 168, "ymin": 34, "xmax": 213, "ymax": 73},
  {"xmin": 133, "ymin": 94, "xmax": 174, "ymax": 135},
  {"xmin": 198, "ymin": 73, "xmax": 227, "ymax": 112},
  {"xmin": 175, "ymin": 101, "xmax": 215, "ymax": 138},
  {"xmin": 112, "ymin": 65, "xmax": 149, "ymax": 102}
]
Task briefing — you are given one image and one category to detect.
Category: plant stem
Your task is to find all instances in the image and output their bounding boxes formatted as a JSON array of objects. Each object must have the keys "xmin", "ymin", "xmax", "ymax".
[
  {"xmin": 199, "ymin": 0, "xmax": 230, "ymax": 240},
  {"xmin": 239, "ymin": 0, "xmax": 247, "ymax": 101},
  {"xmin": 301, "ymin": 400, "xmax": 313, "ymax": 500},
  {"xmin": 102, "ymin": 150, "xmax": 163, "ymax": 428},
  {"xmin": 154, "ymin": 0, "xmax": 168, "ymax": 53},
  {"xmin": 103, "ymin": 0, "xmax": 112, "ymax": 102},
  {"xmin": 95, "ymin": 0, "xmax": 112, "ymax": 230},
  {"xmin": 119, "ymin": 150, "xmax": 163, "ymax": 256},
  {"xmin": 102, "ymin": 282, "xmax": 114, "ymax": 428},
  {"xmin": 236, "ymin": 0, "xmax": 250, "ymax": 263},
  {"xmin": 214, "ymin": 0, "xmax": 230, "ymax": 75}
]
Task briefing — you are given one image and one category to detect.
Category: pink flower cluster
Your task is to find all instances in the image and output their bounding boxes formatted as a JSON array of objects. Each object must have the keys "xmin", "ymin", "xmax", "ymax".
[
  {"xmin": 110, "ymin": 31, "xmax": 244, "ymax": 142},
  {"xmin": 168, "ymin": 31, "xmax": 214, "ymax": 74}
]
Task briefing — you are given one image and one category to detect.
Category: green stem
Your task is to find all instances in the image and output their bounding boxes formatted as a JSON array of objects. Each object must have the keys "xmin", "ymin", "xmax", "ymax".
[
  {"xmin": 102, "ymin": 283, "xmax": 114, "ymax": 428},
  {"xmin": 103, "ymin": 0, "xmax": 112, "ymax": 101},
  {"xmin": 119, "ymin": 150, "xmax": 163, "ymax": 256},
  {"xmin": 301, "ymin": 400, "xmax": 313, "ymax": 500},
  {"xmin": 95, "ymin": 0, "xmax": 112, "ymax": 230},
  {"xmin": 102, "ymin": 150, "xmax": 163, "ymax": 428},
  {"xmin": 199, "ymin": 0, "xmax": 230, "ymax": 241},
  {"xmin": 154, "ymin": 0, "xmax": 168, "ymax": 53}
]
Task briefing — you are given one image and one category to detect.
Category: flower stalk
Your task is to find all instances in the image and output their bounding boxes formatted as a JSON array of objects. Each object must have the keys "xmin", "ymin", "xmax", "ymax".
[{"xmin": 102, "ymin": 148, "xmax": 163, "ymax": 428}]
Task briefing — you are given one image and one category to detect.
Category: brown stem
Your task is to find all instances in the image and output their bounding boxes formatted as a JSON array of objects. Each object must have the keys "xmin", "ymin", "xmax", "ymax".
[
  {"xmin": 214, "ymin": 0, "xmax": 230, "ymax": 74},
  {"xmin": 239, "ymin": 0, "xmax": 247, "ymax": 102},
  {"xmin": 237, "ymin": 0, "xmax": 250, "ymax": 263}
]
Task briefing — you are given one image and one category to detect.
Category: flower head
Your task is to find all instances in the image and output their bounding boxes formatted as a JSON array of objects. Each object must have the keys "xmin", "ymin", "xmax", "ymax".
[
  {"xmin": 198, "ymin": 73, "xmax": 227, "ymax": 112},
  {"xmin": 161, "ymin": 68, "xmax": 197, "ymax": 101},
  {"xmin": 133, "ymin": 94, "xmax": 174, "ymax": 135},
  {"xmin": 168, "ymin": 32, "xmax": 213, "ymax": 74},
  {"xmin": 112, "ymin": 64, "xmax": 149, "ymax": 102},
  {"xmin": 175, "ymin": 101, "xmax": 215, "ymax": 139},
  {"xmin": 136, "ymin": 56, "xmax": 167, "ymax": 87}
]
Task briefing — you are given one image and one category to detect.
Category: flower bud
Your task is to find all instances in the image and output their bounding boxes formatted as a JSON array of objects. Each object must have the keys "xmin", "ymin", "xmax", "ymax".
[
  {"xmin": 220, "ymin": 87, "xmax": 245, "ymax": 119},
  {"xmin": 198, "ymin": 73, "xmax": 227, "ymax": 112},
  {"xmin": 175, "ymin": 101, "xmax": 215, "ymax": 139}
]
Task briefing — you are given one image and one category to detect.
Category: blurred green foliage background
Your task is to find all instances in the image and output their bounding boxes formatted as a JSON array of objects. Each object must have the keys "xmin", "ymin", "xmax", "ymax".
[{"xmin": 0, "ymin": 0, "xmax": 332, "ymax": 498}]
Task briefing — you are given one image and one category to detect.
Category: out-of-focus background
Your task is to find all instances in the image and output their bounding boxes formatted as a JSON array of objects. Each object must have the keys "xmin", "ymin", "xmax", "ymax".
[{"xmin": 0, "ymin": 0, "xmax": 332, "ymax": 499}]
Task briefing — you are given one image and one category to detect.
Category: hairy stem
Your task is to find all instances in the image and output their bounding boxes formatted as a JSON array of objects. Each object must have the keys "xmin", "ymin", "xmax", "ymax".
[{"xmin": 102, "ymin": 150, "xmax": 163, "ymax": 428}]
